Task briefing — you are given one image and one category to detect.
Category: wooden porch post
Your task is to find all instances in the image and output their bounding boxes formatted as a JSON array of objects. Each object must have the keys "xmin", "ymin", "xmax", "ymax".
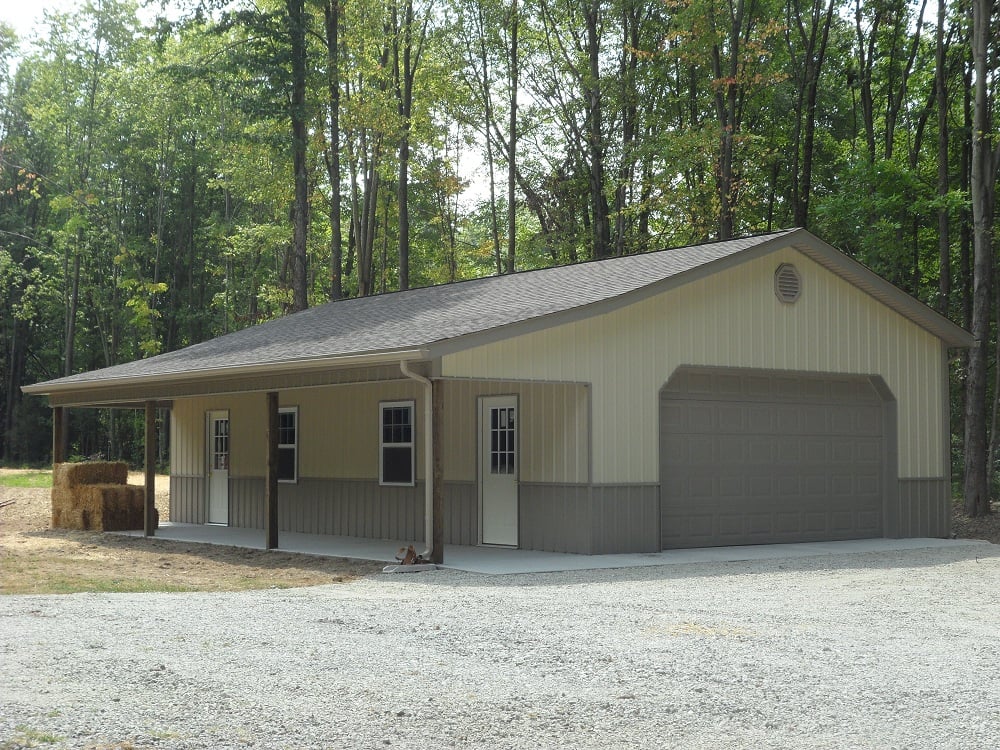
[
  {"xmin": 52, "ymin": 406, "xmax": 66, "ymax": 465},
  {"xmin": 265, "ymin": 391, "xmax": 279, "ymax": 550},
  {"xmin": 144, "ymin": 401, "xmax": 157, "ymax": 537},
  {"xmin": 431, "ymin": 378, "xmax": 444, "ymax": 565}
]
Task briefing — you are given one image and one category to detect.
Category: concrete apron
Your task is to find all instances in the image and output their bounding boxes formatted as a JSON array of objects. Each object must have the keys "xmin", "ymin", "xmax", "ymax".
[{"xmin": 112, "ymin": 522, "xmax": 991, "ymax": 575}]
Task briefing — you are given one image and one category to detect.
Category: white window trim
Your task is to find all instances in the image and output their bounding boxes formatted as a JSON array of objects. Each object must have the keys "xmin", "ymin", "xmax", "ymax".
[
  {"xmin": 379, "ymin": 400, "xmax": 415, "ymax": 487},
  {"xmin": 278, "ymin": 406, "xmax": 298, "ymax": 484}
]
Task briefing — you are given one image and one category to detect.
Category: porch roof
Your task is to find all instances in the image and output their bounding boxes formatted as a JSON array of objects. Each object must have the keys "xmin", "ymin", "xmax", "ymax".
[{"xmin": 23, "ymin": 228, "xmax": 972, "ymax": 405}]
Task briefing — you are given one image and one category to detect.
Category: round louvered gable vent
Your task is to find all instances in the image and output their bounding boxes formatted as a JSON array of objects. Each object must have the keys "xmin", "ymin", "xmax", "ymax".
[{"xmin": 774, "ymin": 263, "xmax": 801, "ymax": 303}]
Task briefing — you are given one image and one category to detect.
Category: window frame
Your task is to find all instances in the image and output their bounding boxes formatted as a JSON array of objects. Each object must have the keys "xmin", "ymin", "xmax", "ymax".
[
  {"xmin": 379, "ymin": 400, "xmax": 415, "ymax": 487},
  {"xmin": 277, "ymin": 406, "xmax": 298, "ymax": 484}
]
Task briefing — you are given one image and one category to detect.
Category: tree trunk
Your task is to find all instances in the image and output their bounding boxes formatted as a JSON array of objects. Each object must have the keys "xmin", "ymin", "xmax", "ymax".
[
  {"xmin": 963, "ymin": 0, "xmax": 995, "ymax": 517},
  {"xmin": 935, "ymin": 0, "xmax": 950, "ymax": 315},
  {"xmin": 473, "ymin": 0, "xmax": 502, "ymax": 275},
  {"xmin": 789, "ymin": 0, "xmax": 835, "ymax": 229},
  {"xmin": 854, "ymin": 0, "xmax": 878, "ymax": 163},
  {"xmin": 393, "ymin": 0, "xmax": 425, "ymax": 291},
  {"xmin": 614, "ymin": 0, "xmax": 639, "ymax": 256},
  {"xmin": 288, "ymin": 0, "xmax": 309, "ymax": 312},
  {"xmin": 585, "ymin": 0, "xmax": 610, "ymax": 258},
  {"xmin": 507, "ymin": 0, "xmax": 518, "ymax": 273},
  {"xmin": 712, "ymin": 0, "xmax": 748, "ymax": 240},
  {"xmin": 324, "ymin": 0, "xmax": 344, "ymax": 300}
]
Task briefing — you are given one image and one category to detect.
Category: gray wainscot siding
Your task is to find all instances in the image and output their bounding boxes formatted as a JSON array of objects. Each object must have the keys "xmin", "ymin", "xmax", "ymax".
[
  {"xmin": 895, "ymin": 478, "xmax": 950, "ymax": 538},
  {"xmin": 218, "ymin": 477, "xmax": 478, "ymax": 545},
  {"xmin": 170, "ymin": 475, "xmax": 205, "ymax": 524},
  {"xmin": 519, "ymin": 483, "xmax": 659, "ymax": 554}
]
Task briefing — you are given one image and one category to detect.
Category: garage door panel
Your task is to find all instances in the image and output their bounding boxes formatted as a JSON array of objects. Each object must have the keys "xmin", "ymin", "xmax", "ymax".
[
  {"xmin": 830, "ymin": 510, "xmax": 855, "ymax": 531},
  {"xmin": 855, "ymin": 439, "xmax": 881, "ymax": 462},
  {"xmin": 801, "ymin": 406, "xmax": 830, "ymax": 432},
  {"xmin": 746, "ymin": 405, "xmax": 773, "ymax": 432},
  {"xmin": 857, "ymin": 510, "xmax": 881, "ymax": 532},
  {"xmin": 747, "ymin": 440, "xmax": 775, "ymax": 462},
  {"xmin": 830, "ymin": 474, "xmax": 853, "ymax": 495},
  {"xmin": 718, "ymin": 404, "xmax": 746, "ymax": 431},
  {"xmin": 661, "ymin": 369, "xmax": 887, "ymax": 549},
  {"xmin": 803, "ymin": 439, "xmax": 829, "ymax": 462},
  {"xmin": 856, "ymin": 409, "xmax": 882, "ymax": 434},
  {"xmin": 688, "ymin": 404, "xmax": 717, "ymax": 432},
  {"xmin": 776, "ymin": 406, "xmax": 801, "ymax": 432},
  {"xmin": 802, "ymin": 512, "xmax": 829, "ymax": 532},
  {"xmin": 831, "ymin": 440, "xmax": 855, "ymax": 462},
  {"xmin": 775, "ymin": 512, "xmax": 801, "ymax": 533},
  {"xmin": 857, "ymin": 474, "xmax": 880, "ymax": 494},
  {"xmin": 776, "ymin": 475, "xmax": 800, "ymax": 496},
  {"xmin": 661, "ymin": 403, "xmax": 686, "ymax": 430}
]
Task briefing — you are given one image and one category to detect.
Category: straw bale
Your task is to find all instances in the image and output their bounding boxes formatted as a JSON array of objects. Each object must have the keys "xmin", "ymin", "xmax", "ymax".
[
  {"xmin": 53, "ymin": 461, "xmax": 128, "ymax": 489},
  {"xmin": 51, "ymin": 488, "xmax": 79, "ymax": 529},
  {"xmin": 50, "ymin": 482, "xmax": 156, "ymax": 532}
]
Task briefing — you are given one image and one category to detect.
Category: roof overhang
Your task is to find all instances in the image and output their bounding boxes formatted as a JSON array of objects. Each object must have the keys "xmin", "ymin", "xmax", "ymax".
[{"xmin": 24, "ymin": 349, "xmax": 430, "ymax": 407}]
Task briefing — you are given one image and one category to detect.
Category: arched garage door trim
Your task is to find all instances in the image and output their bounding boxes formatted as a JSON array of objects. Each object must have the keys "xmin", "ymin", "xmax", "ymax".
[{"xmin": 658, "ymin": 366, "xmax": 898, "ymax": 549}]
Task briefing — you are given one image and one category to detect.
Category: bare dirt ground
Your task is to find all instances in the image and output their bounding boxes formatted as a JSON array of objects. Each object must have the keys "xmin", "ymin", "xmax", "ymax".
[
  {"xmin": 0, "ymin": 470, "xmax": 381, "ymax": 594},
  {"xmin": 950, "ymin": 497, "xmax": 1000, "ymax": 544}
]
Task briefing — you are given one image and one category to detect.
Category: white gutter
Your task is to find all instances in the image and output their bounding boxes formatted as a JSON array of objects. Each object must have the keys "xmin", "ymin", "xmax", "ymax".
[{"xmin": 399, "ymin": 360, "xmax": 434, "ymax": 560}]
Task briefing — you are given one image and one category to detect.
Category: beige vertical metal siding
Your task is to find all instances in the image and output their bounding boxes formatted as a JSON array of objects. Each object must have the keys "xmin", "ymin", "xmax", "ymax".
[
  {"xmin": 291, "ymin": 381, "xmax": 421, "ymax": 480},
  {"xmin": 170, "ymin": 383, "xmax": 423, "ymax": 481},
  {"xmin": 441, "ymin": 379, "xmax": 589, "ymax": 484},
  {"xmin": 441, "ymin": 246, "xmax": 946, "ymax": 483},
  {"xmin": 170, "ymin": 378, "xmax": 587, "ymax": 486},
  {"xmin": 170, "ymin": 398, "xmax": 206, "ymax": 476}
]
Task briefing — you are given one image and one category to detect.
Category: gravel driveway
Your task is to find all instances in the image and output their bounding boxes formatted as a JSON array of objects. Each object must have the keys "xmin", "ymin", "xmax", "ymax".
[{"xmin": 3, "ymin": 543, "xmax": 999, "ymax": 749}]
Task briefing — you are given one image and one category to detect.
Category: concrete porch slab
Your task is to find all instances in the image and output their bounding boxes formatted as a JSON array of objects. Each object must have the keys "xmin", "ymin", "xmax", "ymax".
[{"xmin": 113, "ymin": 522, "xmax": 992, "ymax": 575}]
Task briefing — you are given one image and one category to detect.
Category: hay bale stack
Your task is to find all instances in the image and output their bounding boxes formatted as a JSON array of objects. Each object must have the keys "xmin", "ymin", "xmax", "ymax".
[
  {"xmin": 53, "ymin": 461, "xmax": 128, "ymax": 489},
  {"xmin": 51, "ymin": 487, "xmax": 79, "ymax": 528},
  {"xmin": 50, "ymin": 462, "xmax": 155, "ymax": 532}
]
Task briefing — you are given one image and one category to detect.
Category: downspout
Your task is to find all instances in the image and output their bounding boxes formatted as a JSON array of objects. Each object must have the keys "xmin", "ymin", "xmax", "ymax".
[{"xmin": 400, "ymin": 360, "xmax": 433, "ymax": 560}]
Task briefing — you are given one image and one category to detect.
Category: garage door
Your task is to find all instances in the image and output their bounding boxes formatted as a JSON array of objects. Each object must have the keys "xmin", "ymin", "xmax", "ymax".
[{"xmin": 660, "ymin": 367, "xmax": 887, "ymax": 549}]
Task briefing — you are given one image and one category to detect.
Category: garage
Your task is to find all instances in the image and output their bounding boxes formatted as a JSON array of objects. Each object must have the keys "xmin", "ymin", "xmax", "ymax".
[{"xmin": 659, "ymin": 366, "xmax": 893, "ymax": 549}]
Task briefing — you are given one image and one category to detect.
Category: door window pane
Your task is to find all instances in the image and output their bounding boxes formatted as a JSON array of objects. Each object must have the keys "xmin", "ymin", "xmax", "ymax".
[{"xmin": 489, "ymin": 406, "xmax": 515, "ymax": 475}]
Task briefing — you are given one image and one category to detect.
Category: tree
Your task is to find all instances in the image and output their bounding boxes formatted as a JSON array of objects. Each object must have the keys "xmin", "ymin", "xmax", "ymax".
[{"xmin": 964, "ymin": 0, "xmax": 996, "ymax": 516}]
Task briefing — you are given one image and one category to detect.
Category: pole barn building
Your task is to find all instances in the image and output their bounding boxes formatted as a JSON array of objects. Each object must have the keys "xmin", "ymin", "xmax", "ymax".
[{"xmin": 24, "ymin": 229, "xmax": 972, "ymax": 559}]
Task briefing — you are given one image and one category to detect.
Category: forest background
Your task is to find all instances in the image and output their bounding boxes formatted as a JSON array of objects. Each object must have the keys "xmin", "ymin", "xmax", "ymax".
[{"xmin": 0, "ymin": 0, "xmax": 997, "ymax": 515}]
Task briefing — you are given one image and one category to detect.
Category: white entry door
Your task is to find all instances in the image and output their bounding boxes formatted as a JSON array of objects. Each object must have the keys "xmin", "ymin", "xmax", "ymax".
[
  {"xmin": 207, "ymin": 411, "xmax": 230, "ymax": 525},
  {"xmin": 480, "ymin": 396, "xmax": 518, "ymax": 546}
]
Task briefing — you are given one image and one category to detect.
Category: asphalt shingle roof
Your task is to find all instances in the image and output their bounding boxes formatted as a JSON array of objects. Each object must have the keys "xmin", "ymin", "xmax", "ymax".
[
  {"xmin": 32, "ymin": 231, "xmax": 794, "ymax": 389},
  {"xmin": 24, "ymin": 227, "xmax": 972, "ymax": 396}
]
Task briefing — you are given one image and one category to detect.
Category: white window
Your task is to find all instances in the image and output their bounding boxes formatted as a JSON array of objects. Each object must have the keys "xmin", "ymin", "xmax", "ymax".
[
  {"xmin": 278, "ymin": 407, "xmax": 298, "ymax": 483},
  {"xmin": 380, "ymin": 400, "xmax": 414, "ymax": 486}
]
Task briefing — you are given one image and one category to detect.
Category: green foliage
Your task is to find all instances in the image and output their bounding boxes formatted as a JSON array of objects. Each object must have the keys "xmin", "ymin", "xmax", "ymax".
[{"xmin": 0, "ymin": 0, "xmax": 995, "ymax": 479}]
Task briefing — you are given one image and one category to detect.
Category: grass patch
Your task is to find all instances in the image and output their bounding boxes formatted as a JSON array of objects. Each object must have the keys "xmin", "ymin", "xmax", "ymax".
[
  {"xmin": 0, "ymin": 555, "xmax": 198, "ymax": 594},
  {"xmin": 0, "ymin": 471, "xmax": 52, "ymax": 489},
  {"xmin": 1, "ymin": 725, "xmax": 63, "ymax": 748}
]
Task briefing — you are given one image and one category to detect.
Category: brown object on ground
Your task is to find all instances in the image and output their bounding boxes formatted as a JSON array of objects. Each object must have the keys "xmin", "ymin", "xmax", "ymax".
[
  {"xmin": 1, "ymin": 470, "xmax": 381, "ymax": 594},
  {"xmin": 51, "ymin": 461, "xmax": 153, "ymax": 532},
  {"xmin": 394, "ymin": 544, "xmax": 429, "ymax": 564}
]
